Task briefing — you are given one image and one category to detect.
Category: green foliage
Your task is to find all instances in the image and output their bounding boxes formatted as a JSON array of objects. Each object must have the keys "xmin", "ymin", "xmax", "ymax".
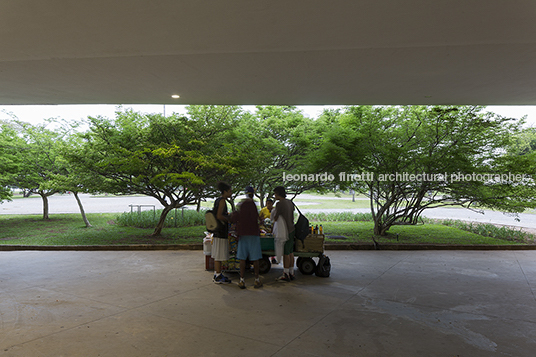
[
  {"xmin": 7, "ymin": 120, "xmax": 71, "ymax": 218},
  {"xmin": 312, "ymin": 105, "xmax": 536, "ymax": 235},
  {"xmin": 319, "ymin": 221, "xmax": 529, "ymax": 245},
  {"xmin": 511, "ymin": 126, "xmax": 536, "ymax": 155},
  {"xmin": 0, "ymin": 212, "xmax": 531, "ymax": 246},
  {"xmin": 228, "ymin": 106, "xmax": 324, "ymax": 205},
  {"xmin": 305, "ymin": 211, "xmax": 373, "ymax": 222},
  {"xmin": 12, "ymin": 121, "xmax": 66, "ymax": 191},
  {"xmin": 0, "ymin": 122, "xmax": 22, "ymax": 202},
  {"xmin": 0, "ymin": 213, "xmax": 203, "ymax": 245},
  {"xmin": 4, "ymin": 105, "xmax": 535, "ymax": 240},
  {"xmin": 305, "ymin": 212, "xmax": 533, "ymax": 243},
  {"xmin": 66, "ymin": 106, "xmax": 243, "ymax": 235},
  {"xmin": 115, "ymin": 208, "xmax": 206, "ymax": 228},
  {"xmin": 441, "ymin": 219, "xmax": 530, "ymax": 243}
]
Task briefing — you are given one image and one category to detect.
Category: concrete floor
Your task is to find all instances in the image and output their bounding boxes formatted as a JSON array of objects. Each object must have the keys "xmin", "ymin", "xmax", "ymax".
[{"xmin": 0, "ymin": 250, "xmax": 535, "ymax": 357}]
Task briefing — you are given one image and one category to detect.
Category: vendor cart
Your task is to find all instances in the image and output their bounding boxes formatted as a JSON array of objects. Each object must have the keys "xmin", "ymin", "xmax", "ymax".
[
  {"xmin": 204, "ymin": 222, "xmax": 328, "ymax": 276},
  {"xmin": 258, "ymin": 233, "xmax": 326, "ymax": 275}
]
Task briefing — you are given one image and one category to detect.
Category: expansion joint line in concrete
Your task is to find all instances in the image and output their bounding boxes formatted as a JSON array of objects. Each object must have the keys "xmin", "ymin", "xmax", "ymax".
[{"xmin": 514, "ymin": 251, "xmax": 536, "ymax": 302}]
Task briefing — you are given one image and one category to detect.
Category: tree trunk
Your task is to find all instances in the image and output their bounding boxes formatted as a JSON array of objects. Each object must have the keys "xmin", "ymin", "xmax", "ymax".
[
  {"xmin": 39, "ymin": 192, "xmax": 49, "ymax": 220},
  {"xmin": 152, "ymin": 205, "xmax": 173, "ymax": 236},
  {"xmin": 373, "ymin": 220, "xmax": 389, "ymax": 236},
  {"xmin": 73, "ymin": 191, "xmax": 92, "ymax": 227}
]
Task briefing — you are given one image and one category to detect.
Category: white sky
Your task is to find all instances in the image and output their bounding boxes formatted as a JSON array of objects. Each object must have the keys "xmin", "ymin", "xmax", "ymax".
[{"xmin": 1, "ymin": 104, "xmax": 536, "ymax": 127}]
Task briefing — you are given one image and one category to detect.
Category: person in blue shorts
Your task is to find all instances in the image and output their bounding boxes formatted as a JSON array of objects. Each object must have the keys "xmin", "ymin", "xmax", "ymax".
[{"xmin": 230, "ymin": 186, "xmax": 263, "ymax": 289}]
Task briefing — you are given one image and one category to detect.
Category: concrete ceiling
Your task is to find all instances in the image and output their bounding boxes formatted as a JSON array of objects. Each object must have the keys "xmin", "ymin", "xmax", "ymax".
[{"xmin": 2, "ymin": 1, "xmax": 536, "ymax": 106}]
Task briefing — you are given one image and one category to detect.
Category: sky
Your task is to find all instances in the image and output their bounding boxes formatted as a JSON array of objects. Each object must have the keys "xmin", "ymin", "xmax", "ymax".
[{"xmin": 1, "ymin": 104, "xmax": 536, "ymax": 127}]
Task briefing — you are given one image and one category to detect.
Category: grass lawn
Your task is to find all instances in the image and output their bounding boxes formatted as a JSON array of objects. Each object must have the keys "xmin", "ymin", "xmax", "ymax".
[
  {"xmin": 320, "ymin": 221, "xmax": 521, "ymax": 245},
  {"xmin": 0, "ymin": 213, "xmax": 528, "ymax": 246},
  {"xmin": 0, "ymin": 213, "xmax": 203, "ymax": 245}
]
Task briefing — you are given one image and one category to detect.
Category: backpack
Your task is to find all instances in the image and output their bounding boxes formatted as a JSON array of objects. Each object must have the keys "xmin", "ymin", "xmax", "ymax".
[
  {"xmin": 206, "ymin": 197, "xmax": 228, "ymax": 235},
  {"xmin": 315, "ymin": 255, "xmax": 331, "ymax": 277},
  {"xmin": 293, "ymin": 203, "xmax": 310, "ymax": 243},
  {"xmin": 205, "ymin": 210, "xmax": 221, "ymax": 233}
]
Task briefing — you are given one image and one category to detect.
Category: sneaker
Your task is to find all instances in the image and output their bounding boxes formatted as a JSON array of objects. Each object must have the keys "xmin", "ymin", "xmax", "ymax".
[
  {"xmin": 276, "ymin": 273, "xmax": 290, "ymax": 282},
  {"xmin": 213, "ymin": 274, "xmax": 232, "ymax": 284},
  {"xmin": 271, "ymin": 258, "xmax": 278, "ymax": 264},
  {"xmin": 289, "ymin": 274, "xmax": 296, "ymax": 281},
  {"xmin": 238, "ymin": 280, "xmax": 246, "ymax": 289},
  {"xmin": 254, "ymin": 279, "xmax": 263, "ymax": 289}
]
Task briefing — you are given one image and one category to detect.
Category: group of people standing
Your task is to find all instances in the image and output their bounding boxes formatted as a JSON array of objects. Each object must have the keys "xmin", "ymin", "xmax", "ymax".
[{"xmin": 210, "ymin": 182, "xmax": 296, "ymax": 289}]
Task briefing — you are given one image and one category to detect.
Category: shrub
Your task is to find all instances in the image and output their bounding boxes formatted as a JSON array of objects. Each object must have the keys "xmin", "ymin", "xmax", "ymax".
[
  {"xmin": 441, "ymin": 219, "xmax": 533, "ymax": 243},
  {"xmin": 116, "ymin": 208, "xmax": 206, "ymax": 228},
  {"xmin": 304, "ymin": 212, "xmax": 373, "ymax": 222}
]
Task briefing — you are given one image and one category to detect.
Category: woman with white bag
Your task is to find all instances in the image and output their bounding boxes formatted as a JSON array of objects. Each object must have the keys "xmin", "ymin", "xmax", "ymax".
[
  {"xmin": 272, "ymin": 186, "xmax": 295, "ymax": 282},
  {"xmin": 270, "ymin": 207, "xmax": 288, "ymax": 266}
]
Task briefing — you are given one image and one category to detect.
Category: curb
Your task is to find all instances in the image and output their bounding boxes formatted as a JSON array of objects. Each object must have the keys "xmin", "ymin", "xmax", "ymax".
[
  {"xmin": 1, "ymin": 243, "xmax": 535, "ymax": 251},
  {"xmin": 324, "ymin": 243, "xmax": 536, "ymax": 251},
  {"xmin": 0, "ymin": 244, "xmax": 203, "ymax": 251}
]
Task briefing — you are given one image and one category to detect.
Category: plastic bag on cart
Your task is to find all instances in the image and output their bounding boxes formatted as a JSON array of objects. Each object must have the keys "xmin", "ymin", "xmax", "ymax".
[
  {"xmin": 203, "ymin": 231, "xmax": 213, "ymax": 255},
  {"xmin": 271, "ymin": 209, "xmax": 288, "ymax": 263}
]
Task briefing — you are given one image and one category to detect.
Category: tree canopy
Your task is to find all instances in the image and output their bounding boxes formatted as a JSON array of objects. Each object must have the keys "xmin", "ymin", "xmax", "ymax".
[
  {"xmin": 0, "ymin": 122, "xmax": 22, "ymax": 202},
  {"xmin": 312, "ymin": 105, "xmax": 536, "ymax": 235},
  {"xmin": 2, "ymin": 105, "xmax": 535, "ymax": 237}
]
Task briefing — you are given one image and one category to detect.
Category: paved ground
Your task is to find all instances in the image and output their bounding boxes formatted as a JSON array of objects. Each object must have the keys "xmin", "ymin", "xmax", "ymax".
[
  {"xmin": 2, "ymin": 195, "xmax": 536, "ymax": 355},
  {"xmin": 0, "ymin": 250, "xmax": 535, "ymax": 356},
  {"xmin": 2, "ymin": 194, "xmax": 535, "ymax": 230}
]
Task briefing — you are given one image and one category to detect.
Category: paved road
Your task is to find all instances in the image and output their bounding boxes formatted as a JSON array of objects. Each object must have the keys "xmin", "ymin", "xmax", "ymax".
[
  {"xmin": 2, "ymin": 193, "xmax": 535, "ymax": 230},
  {"xmin": 0, "ymin": 194, "xmax": 166, "ymax": 215},
  {"xmin": 298, "ymin": 207, "xmax": 536, "ymax": 230}
]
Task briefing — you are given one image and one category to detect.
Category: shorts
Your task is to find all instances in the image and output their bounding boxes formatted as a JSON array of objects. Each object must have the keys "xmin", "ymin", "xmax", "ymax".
[
  {"xmin": 236, "ymin": 235, "xmax": 262, "ymax": 261},
  {"xmin": 211, "ymin": 237, "xmax": 229, "ymax": 261},
  {"xmin": 284, "ymin": 231, "xmax": 295, "ymax": 255}
]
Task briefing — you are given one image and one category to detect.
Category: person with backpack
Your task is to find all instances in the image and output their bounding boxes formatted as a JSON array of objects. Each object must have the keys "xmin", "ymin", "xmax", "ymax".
[
  {"xmin": 230, "ymin": 186, "xmax": 263, "ymax": 289},
  {"xmin": 211, "ymin": 181, "xmax": 233, "ymax": 284},
  {"xmin": 272, "ymin": 186, "xmax": 296, "ymax": 282}
]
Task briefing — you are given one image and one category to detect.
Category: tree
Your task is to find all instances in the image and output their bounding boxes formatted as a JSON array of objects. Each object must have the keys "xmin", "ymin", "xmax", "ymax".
[
  {"xmin": 231, "ymin": 106, "xmax": 324, "ymax": 206},
  {"xmin": 42, "ymin": 118, "xmax": 97, "ymax": 227},
  {"xmin": 12, "ymin": 121, "xmax": 67, "ymax": 219},
  {"xmin": 511, "ymin": 126, "xmax": 536, "ymax": 155},
  {"xmin": 314, "ymin": 105, "xmax": 536, "ymax": 235},
  {"xmin": 68, "ymin": 106, "xmax": 241, "ymax": 236},
  {"xmin": 0, "ymin": 122, "xmax": 22, "ymax": 202}
]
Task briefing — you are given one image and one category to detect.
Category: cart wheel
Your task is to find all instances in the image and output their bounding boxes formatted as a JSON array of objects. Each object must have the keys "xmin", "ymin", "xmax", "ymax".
[
  {"xmin": 259, "ymin": 255, "xmax": 271, "ymax": 274},
  {"xmin": 298, "ymin": 257, "xmax": 316, "ymax": 275},
  {"xmin": 296, "ymin": 257, "xmax": 303, "ymax": 267}
]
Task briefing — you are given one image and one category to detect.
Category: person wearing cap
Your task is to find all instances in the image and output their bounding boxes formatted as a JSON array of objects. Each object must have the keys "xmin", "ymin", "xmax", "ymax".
[{"xmin": 230, "ymin": 186, "xmax": 263, "ymax": 289}]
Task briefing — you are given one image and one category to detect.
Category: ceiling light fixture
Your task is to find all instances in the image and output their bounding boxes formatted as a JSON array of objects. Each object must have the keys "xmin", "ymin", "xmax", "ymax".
[{"xmin": 171, "ymin": 94, "xmax": 180, "ymax": 99}]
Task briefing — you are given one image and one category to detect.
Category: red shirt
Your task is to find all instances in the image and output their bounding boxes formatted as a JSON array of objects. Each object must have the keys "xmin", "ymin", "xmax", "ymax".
[{"xmin": 230, "ymin": 199, "xmax": 261, "ymax": 236}]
